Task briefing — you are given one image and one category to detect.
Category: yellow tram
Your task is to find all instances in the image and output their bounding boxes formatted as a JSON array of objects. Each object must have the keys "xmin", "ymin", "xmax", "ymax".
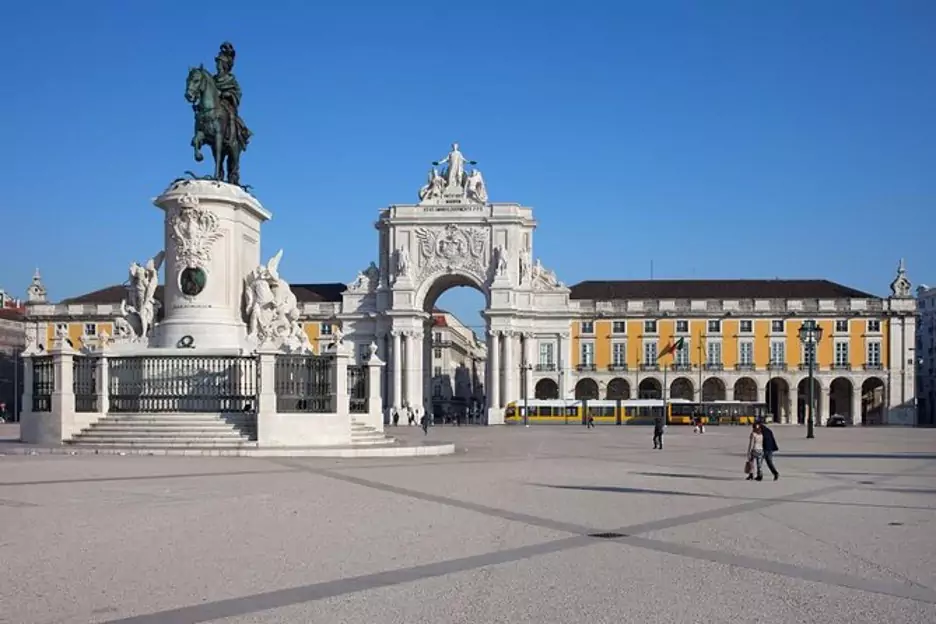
[{"xmin": 504, "ymin": 399, "xmax": 767, "ymax": 426}]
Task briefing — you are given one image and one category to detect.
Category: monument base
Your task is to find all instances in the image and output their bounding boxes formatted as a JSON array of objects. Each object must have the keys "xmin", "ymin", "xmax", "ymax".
[
  {"xmin": 150, "ymin": 179, "xmax": 271, "ymax": 351},
  {"xmin": 487, "ymin": 407, "xmax": 505, "ymax": 425}
]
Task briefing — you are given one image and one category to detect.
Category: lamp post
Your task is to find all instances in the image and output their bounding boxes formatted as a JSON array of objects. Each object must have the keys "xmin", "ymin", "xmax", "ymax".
[
  {"xmin": 521, "ymin": 363, "xmax": 532, "ymax": 426},
  {"xmin": 798, "ymin": 320, "xmax": 824, "ymax": 439}
]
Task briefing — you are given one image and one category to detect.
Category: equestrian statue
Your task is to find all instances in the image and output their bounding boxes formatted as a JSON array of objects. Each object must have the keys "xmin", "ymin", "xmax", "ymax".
[{"xmin": 185, "ymin": 42, "xmax": 253, "ymax": 185}]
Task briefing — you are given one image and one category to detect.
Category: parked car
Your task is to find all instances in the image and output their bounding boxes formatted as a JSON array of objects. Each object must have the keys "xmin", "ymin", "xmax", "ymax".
[{"xmin": 827, "ymin": 414, "xmax": 849, "ymax": 427}]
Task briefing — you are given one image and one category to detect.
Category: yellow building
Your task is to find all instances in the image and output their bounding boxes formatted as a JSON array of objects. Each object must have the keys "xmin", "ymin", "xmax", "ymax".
[
  {"xmin": 22, "ymin": 278, "xmax": 347, "ymax": 356},
  {"xmin": 535, "ymin": 276, "xmax": 917, "ymax": 426}
]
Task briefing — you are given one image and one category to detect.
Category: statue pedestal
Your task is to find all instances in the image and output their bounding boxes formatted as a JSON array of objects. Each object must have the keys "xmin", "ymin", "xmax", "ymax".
[{"xmin": 152, "ymin": 179, "xmax": 271, "ymax": 351}]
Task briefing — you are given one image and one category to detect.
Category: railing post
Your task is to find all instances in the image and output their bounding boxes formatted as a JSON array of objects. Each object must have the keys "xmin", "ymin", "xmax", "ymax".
[
  {"xmin": 257, "ymin": 350, "xmax": 277, "ymax": 415},
  {"xmin": 50, "ymin": 339, "xmax": 76, "ymax": 441},
  {"xmin": 365, "ymin": 342, "xmax": 385, "ymax": 432},
  {"xmin": 96, "ymin": 349, "xmax": 110, "ymax": 416},
  {"xmin": 332, "ymin": 343, "xmax": 352, "ymax": 416}
]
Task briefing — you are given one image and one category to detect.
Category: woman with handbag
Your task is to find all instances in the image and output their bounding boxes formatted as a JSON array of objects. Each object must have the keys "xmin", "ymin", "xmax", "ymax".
[{"xmin": 746, "ymin": 423, "xmax": 765, "ymax": 481}]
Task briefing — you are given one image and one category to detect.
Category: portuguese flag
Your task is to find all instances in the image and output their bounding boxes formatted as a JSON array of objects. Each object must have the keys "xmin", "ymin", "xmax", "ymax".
[{"xmin": 658, "ymin": 336, "xmax": 685, "ymax": 360}]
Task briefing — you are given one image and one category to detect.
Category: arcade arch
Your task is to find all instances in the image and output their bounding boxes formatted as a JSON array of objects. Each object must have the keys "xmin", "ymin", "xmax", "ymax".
[
  {"xmin": 575, "ymin": 378, "xmax": 599, "ymax": 400},
  {"xmin": 701, "ymin": 377, "xmax": 726, "ymax": 402},
  {"xmin": 733, "ymin": 377, "xmax": 758, "ymax": 402},
  {"xmin": 638, "ymin": 378, "xmax": 662, "ymax": 399},
  {"xmin": 606, "ymin": 378, "xmax": 631, "ymax": 400},
  {"xmin": 535, "ymin": 378, "xmax": 559, "ymax": 400},
  {"xmin": 670, "ymin": 377, "xmax": 694, "ymax": 401}
]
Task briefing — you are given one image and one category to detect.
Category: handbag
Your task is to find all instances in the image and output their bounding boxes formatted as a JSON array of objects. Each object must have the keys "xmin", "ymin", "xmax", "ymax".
[{"xmin": 744, "ymin": 459, "xmax": 754, "ymax": 475}]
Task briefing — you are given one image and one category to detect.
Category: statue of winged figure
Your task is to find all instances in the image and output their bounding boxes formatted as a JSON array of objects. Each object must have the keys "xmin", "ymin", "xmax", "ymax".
[{"xmin": 244, "ymin": 249, "xmax": 309, "ymax": 350}]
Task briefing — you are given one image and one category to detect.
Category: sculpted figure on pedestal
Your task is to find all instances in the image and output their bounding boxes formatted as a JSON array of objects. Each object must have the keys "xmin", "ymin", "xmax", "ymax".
[
  {"xmin": 394, "ymin": 246, "xmax": 411, "ymax": 283},
  {"xmin": 418, "ymin": 167, "xmax": 446, "ymax": 202},
  {"xmin": 493, "ymin": 245, "xmax": 508, "ymax": 279},
  {"xmin": 244, "ymin": 250, "xmax": 311, "ymax": 351},
  {"xmin": 119, "ymin": 250, "xmax": 165, "ymax": 340},
  {"xmin": 530, "ymin": 258, "xmax": 564, "ymax": 290},
  {"xmin": 465, "ymin": 169, "xmax": 488, "ymax": 203},
  {"xmin": 348, "ymin": 262, "xmax": 380, "ymax": 294}
]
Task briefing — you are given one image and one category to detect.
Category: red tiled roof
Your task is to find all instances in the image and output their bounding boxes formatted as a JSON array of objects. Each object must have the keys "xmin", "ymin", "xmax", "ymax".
[
  {"xmin": 58, "ymin": 282, "xmax": 347, "ymax": 305},
  {"xmin": 569, "ymin": 279, "xmax": 877, "ymax": 301}
]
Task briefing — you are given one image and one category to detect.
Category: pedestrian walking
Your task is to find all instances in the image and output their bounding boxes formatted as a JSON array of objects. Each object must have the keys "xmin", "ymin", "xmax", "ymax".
[
  {"xmin": 652, "ymin": 415, "xmax": 665, "ymax": 449},
  {"xmin": 746, "ymin": 422, "xmax": 766, "ymax": 481},
  {"xmin": 760, "ymin": 421, "xmax": 780, "ymax": 480},
  {"xmin": 421, "ymin": 411, "xmax": 430, "ymax": 435}
]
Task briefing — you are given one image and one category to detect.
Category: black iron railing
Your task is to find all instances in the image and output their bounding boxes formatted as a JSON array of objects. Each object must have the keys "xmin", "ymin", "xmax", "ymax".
[
  {"xmin": 108, "ymin": 356, "xmax": 258, "ymax": 413},
  {"xmin": 32, "ymin": 356, "xmax": 54, "ymax": 412},
  {"xmin": 348, "ymin": 365, "xmax": 368, "ymax": 414},
  {"xmin": 73, "ymin": 356, "xmax": 99, "ymax": 413},
  {"xmin": 274, "ymin": 355, "xmax": 333, "ymax": 413}
]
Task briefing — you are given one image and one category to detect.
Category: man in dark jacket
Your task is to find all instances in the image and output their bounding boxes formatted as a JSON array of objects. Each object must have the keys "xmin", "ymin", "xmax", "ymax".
[
  {"xmin": 653, "ymin": 416, "xmax": 665, "ymax": 450},
  {"xmin": 761, "ymin": 422, "xmax": 780, "ymax": 480}
]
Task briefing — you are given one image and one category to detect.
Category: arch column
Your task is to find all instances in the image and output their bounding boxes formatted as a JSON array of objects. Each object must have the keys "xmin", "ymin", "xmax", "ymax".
[
  {"xmin": 487, "ymin": 329, "xmax": 501, "ymax": 414},
  {"xmin": 558, "ymin": 332, "xmax": 569, "ymax": 399},
  {"xmin": 502, "ymin": 331, "xmax": 515, "ymax": 407},
  {"xmin": 819, "ymin": 385, "xmax": 829, "ymax": 426},
  {"xmin": 391, "ymin": 330, "xmax": 402, "ymax": 410},
  {"xmin": 405, "ymin": 329, "xmax": 423, "ymax": 410},
  {"xmin": 851, "ymin": 385, "xmax": 862, "ymax": 426}
]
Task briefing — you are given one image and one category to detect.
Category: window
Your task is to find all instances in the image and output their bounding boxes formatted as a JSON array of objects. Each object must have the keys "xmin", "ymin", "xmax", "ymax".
[
  {"xmin": 434, "ymin": 332, "xmax": 442, "ymax": 343},
  {"xmin": 644, "ymin": 320, "xmax": 658, "ymax": 334},
  {"xmin": 434, "ymin": 366, "xmax": 442, "ymax": 377},
  {"xmin": 867, "ymin": 319, "xmax": 881, "ymax": 333},
  {"xmin": 358, "ymin": 344, "xmax": 370, "ymax": 362},
  {"xmin": 643, "ymin": 341, "xmax": 658, "ymax": 363},
  {"xmin": 771, "ymin": 320, "xmax": 784, "ymax": 333},
  {"xmin": 706, "ymin": 341, "xmax": 722, "ymax": 365},
  {"xmin": 707, "ymin": 319, "xmax": 721, "ymax": 333},
  {"xmin": 434, "ymin": 348, "xmax": 442, "ymax": 359},
  {"xmin": 770, "ymin": 341, "xmax": 785, "ymax": 365},
  {"xmin": 739, "ymin": 341, "xmax": 754, "ymax": 365},
  {"xmin": 676, "ymin": 320, "xmax": 689, "ymax": 333},
  {"xmin": 581, "ymin": 321, "xmax": 594, "ymax": 334},
  {"xmin": 612, "ymin": 342, "xmax": 627, "ymax": 366},
  {"xmin": 675, "ymin": 340, "xmax": 690, "ymax": 366},
  {"xmin": 739, "ymin": 320, "xmax": 753, "ymax": 333},
  {"xmin": 835, "ymin": 320, "xmax": 849, "ymax": 333},
  {"xmin": 834, "ymin": 341, "xmax": 849, "ymax": 367},
  {"xmin": 580, "ymin": 342, "xmax": 594, "ymax": 365},
  {"xmin": 867, "ymin": 341, "xmax": 882, "ymax": 367},
  {"xmin": 612, "ymin": 321, "xmax": 626, "ymax": 334},
  {"xmin": 83, "ymin": 323, "xmax": 97, "ymax": 336},
  {"xmin": 539, "ymin": 342, "xmax": 554, "ymax": 366},
  {"xmin": 56, "ymin": 323, "xmax": 68, "ymax": 333},
  {"xmin": 321, "ymin": 323, "xmax": 333, "ymax": 336}
]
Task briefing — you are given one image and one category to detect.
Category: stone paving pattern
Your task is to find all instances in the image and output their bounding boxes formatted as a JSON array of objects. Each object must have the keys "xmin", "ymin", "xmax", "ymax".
[{"xmin": 1, "ymin": 422, "xmax": 935, "ymax": 623}]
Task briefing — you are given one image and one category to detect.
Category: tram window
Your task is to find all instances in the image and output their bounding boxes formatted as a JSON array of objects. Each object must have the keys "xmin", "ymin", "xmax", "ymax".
[{"xmin": 566, "ymin": 406, "xmax": 578, "ymax": 417}]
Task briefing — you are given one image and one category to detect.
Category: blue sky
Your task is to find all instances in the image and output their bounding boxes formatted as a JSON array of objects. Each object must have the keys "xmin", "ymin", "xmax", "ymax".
[{"xmin": 1, "ymin": 1, "xmax": 934, "ymax": 331}]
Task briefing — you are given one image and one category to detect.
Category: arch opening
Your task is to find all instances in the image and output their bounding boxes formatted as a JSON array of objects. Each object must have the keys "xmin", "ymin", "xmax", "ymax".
[
  {"xmin": 575, "ymin": 378, "xmax": 599, "ymax": 400},
  {"xmin": 701, "ymin": 377, "xmax": 726, "ymax": 402},
  {"xmin": 860, "ymin": 377, "xmax": 885, "ymax": 426},
  {"xmin": 638, "ymin": 378, "xmax": 662, "ymax": 399},
  {"xmin": 733, "ymin": 377, "xmax": 758, "ymax": 403},
  {"xmin": 796, "ymin": 378, "xmax": 822, "ymax": 425},
  {"xmin": 670, "ymin": 377, "xmax": 694, "ymax": 401},
  {"xmin": 765, "ymin": 378, "xmax": 790, "ymax": 423},
  {"xmin": 535, "ymin": 378, "xmax": 559, "ymax": 400},
  {"xmin": 829, "ymin": 377, "xmax": 854, "ymax": 424},
  {"xmin": 606, "ymin": 377, "xmax": 631, "ymax": 400},
  {"xmin": 423, "ymin": 282, "xmax": 488, "ymax": 425}
]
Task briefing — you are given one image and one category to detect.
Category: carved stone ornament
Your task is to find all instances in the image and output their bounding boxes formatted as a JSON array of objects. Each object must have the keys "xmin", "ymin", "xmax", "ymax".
[
  {"xmin": 347, "ymin": 261, "xmax": 380, "ymax": 294},
  {"xmin": 414, "ymin": 224, "xmax": 488, "ymax": 283},
  {"xmin": 418, "ymin": 143, "xmax": 488, "ymax": 205},
  {"xmin": 170, "ymin": 195, "xmax": 223, "ymax": 271},
  {"xmin": 890, "ymin": 258, "xmax": 912, "ymax": 299},
  {"xmin": 530, "ymin": 258, "xmax": 565, "ymax": 291},
  {"xmin": 243, "ymin": 250, "xmax": 312, "ymax": 353}
]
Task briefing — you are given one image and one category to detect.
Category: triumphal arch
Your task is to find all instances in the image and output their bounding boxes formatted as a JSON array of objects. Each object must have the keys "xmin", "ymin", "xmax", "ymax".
[{"xmin": 339, "ymin": 143, "xmax": 570, "ymax": 424}]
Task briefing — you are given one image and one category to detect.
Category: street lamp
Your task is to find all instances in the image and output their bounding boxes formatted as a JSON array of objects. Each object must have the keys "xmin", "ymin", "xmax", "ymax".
[{"xmin": 798, "ymin": 319, "xmax": 824, "ymax": 439}]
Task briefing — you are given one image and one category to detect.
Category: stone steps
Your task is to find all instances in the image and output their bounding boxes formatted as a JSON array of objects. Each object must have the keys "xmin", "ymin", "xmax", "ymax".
[{"xmin": 68, "ymin": 413, "xmax": 255, "ymax": 447}]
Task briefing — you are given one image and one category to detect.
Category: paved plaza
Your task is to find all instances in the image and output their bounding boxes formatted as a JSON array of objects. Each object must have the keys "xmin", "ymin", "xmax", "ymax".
[{"xmin": 1, "ymin": 423, "xmax": 935, "ymax": 623}]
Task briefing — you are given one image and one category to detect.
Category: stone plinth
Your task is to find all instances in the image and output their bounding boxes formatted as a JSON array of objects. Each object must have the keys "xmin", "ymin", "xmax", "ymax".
[{"xmin": 152, "ymin": 179, "xmax": 271, "ymax": 350}]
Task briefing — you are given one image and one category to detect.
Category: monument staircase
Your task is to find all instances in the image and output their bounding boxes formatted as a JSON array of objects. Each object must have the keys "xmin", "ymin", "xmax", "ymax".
[{"xmin": 64, "ymin": 415, "xmax": 394, "ymax": 449}]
